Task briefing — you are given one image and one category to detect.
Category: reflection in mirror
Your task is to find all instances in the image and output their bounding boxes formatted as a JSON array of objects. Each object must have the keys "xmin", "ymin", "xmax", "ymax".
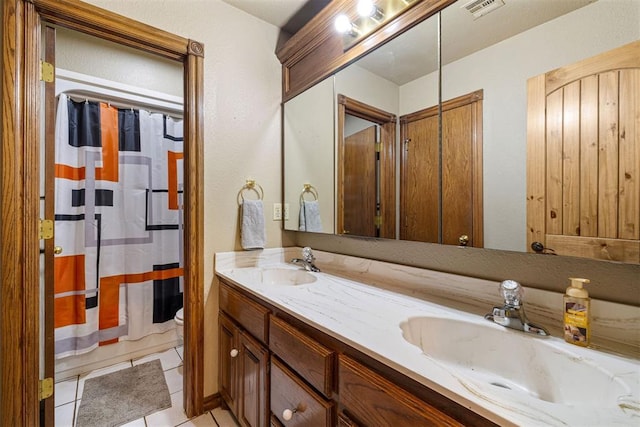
[
  {"xmin": 337, "ymin": 95, "xmax": 397, "ymax": 238},
  {"xmin": 284, "ymin": 77, "xmax": 335, "ymax": 233},
  {"xmin": 284, "ymin": 0, "xmax": 639, "ymax": 263},
  {"xmin": 441, "ymin": 0, "xmax": 639, "ymax": 257},
  {"xmin": 335, "ymin": 14, "xmax": 439, "ymax": 238}
]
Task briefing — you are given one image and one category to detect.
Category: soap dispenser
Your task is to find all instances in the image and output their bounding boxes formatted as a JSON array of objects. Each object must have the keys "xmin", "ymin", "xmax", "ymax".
[{"xmin": 563, "ymin": 277, "xmax": 591, "ymax": 347}]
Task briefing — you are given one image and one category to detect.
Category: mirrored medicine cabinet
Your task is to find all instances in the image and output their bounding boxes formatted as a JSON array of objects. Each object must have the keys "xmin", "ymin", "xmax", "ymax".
[{"xmin": 283, "ymin": 0, "xmax": 640, "ymax": 264}]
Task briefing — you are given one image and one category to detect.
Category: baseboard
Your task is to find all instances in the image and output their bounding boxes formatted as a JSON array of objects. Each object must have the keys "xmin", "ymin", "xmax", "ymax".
[{"xmin": 203, "ymin": 393, "xmax": 223, "ymax": 412}]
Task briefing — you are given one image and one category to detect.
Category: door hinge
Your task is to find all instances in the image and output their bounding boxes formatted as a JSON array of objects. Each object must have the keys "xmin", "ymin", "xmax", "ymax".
[
  {"xmin": 40, "ymin": 61, "xmax": 54, "ymax": 83},
  {"xmin": 39, "ymin": 219, "xmax": 54, "ymax": 240},
  {"xmin": 403, "ymin": 138, "xmax": 411, "ymax": 151},
  {"xmin": 39, "ymin": 377, "xmax": 53, "ymax": 400},
  {"xmin": 374, "ymin": 215, "xmax": 382, "ymax": 228},
  {"xmin": 375, "ymin": 142, "xmax": 382, "ymax": 152}
]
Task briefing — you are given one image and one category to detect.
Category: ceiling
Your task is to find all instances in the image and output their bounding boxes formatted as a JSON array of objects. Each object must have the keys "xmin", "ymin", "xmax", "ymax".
[{"xmin": 220, "ymin": 0, "xmax": 328, "ymax": 36}]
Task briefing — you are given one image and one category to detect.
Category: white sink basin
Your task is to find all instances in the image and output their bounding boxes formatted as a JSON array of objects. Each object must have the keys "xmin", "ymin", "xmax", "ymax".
[
  {"xmin": 400, "ymin": 316, "xmax": 636, "ymax": 408},
  {"xmin": 222, "ymin": 267, "xmax": 317, "ymax": 286}
]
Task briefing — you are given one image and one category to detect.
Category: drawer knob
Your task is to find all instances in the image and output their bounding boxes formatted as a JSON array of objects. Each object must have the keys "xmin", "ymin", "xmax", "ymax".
[
  {"xmin": 283, "ymin": 408, "xmax": 296, "ymax": 421},
  {"xmin": 230, "ymin": 349, "xmax": 239, "ymax": 358}
]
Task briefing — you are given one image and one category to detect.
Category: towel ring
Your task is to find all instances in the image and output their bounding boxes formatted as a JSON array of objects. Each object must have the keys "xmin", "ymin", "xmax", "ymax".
[
  {"xmin": 237, "ymin": 179, "xmax": 264, "ymax": 205},
  {"xmin": 300, "ymin": 183, "xmax": 318, "ymax": 204}
]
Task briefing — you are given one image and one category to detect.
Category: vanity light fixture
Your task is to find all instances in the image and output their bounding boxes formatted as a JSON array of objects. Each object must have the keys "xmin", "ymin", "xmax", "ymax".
[
  {"xmin": 335, "ymin": 0, "xmax": 418, "ymax": 49},
  {"xmin": 334, "ymin": 13, "xmax": 359, "ymax": 37}
]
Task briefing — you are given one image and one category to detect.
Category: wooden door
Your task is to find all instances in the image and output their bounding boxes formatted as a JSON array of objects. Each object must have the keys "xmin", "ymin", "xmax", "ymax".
[
  {"xmin": 343, "ymin": 125, "xmax": 377, "ymax": 237},
  {"xmin": 527, "ymin": 41, "xmax": 640, "ymax": 263},
  {"xmin": 400, "ymin": 91, "xmax": 483, "ymax": 246},
  {"xmin": 218, "ymin": 313, "xmax": 239, "ymax": 415},
  {"xmin": 400, "ymin": 112, "xmax": 439, "ymax": 242},
  {"xmin": 238, "ymin": 330, "xmax": 269, "ymax": 427}
]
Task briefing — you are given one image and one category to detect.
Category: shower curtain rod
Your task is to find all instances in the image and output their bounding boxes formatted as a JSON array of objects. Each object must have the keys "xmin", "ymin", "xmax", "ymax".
[{"xmin": 63, "ymin": 92, "xmax": 184, "ymax": 119}]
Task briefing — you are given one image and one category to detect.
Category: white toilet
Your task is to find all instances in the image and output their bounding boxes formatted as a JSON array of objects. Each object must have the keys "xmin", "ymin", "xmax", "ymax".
[{"xmin": 175, "ymin": 308, "xmax": 184, "ymax": 341}]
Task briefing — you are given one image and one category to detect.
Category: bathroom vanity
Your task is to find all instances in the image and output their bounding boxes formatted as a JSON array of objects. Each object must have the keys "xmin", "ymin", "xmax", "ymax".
[{"xmin": 215, "ymin": 248, "xmax": 639, "ymax": 427}]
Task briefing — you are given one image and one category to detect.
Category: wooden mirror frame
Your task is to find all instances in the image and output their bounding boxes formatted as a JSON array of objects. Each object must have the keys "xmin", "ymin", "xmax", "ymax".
[{"xmin": 1, "ymin": 0, "xmax": 205, "ymax": 423}]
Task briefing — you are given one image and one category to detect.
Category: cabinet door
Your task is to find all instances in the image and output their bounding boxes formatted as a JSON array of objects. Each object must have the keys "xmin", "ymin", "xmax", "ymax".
[
  {"xmin": 238, "ymin": 330, "xmax": 270, "ymax": 427},
  {"xmin": 219, "ymin": 312, "xmax": 239, "ymax": 414}
]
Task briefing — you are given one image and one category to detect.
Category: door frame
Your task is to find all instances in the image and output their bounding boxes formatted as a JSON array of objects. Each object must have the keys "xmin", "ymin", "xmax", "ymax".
[
  {"xmin": 1, "ymin": 0, "xmax": 205, "ymax": 423},
  {"xmin": 337, "ymin": 94, "xmax": 397, "ymax": 238}
]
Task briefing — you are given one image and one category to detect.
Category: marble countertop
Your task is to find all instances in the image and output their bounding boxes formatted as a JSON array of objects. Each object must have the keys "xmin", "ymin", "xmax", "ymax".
[{"xmin": 215, "ymin": 248, "xmax": 640, "ymax": 426}]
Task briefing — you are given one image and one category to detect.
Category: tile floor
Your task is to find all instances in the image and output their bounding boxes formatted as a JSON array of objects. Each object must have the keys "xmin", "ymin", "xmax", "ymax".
[{"xmin": 54, "ymin": 346, "xmax": 239, "ymax": 427}]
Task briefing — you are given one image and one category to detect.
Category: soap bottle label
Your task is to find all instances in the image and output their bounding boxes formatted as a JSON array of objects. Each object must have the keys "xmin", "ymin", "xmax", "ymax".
[{"xmin": 564, "ymin": 302, "xmax": 588, "ymax": 344}]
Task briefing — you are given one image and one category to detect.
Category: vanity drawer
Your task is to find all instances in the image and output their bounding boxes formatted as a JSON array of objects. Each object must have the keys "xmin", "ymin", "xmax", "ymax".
[
  {"xmin": 219, "ymin": 281, "xmax": 269, "ymax": 343},
  {"xmin": 269, "ymin": 315, "xmax": 334, "ymax": 398},
  {"xmin": 271, "ymin": 356, "xmax": 334, "ymax": 427},
  {"xmin": 338, "ymin": 355, "xmax": 463, "ymax": 427}
]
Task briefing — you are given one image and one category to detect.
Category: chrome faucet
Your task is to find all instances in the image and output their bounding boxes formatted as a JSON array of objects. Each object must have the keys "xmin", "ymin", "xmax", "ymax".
[
  {"xmin": 290, "ymin": 247, "xmax": 321, "ymax": 272},
  {"xmin": 485, "ymin": 280, "xmax": 549, "ymax": 336}
]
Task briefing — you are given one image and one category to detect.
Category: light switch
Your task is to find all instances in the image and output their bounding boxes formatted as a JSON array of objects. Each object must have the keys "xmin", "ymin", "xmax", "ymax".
[{"xmin": 273, "ymin": 203, "xmax": 282, "ymax": 220}]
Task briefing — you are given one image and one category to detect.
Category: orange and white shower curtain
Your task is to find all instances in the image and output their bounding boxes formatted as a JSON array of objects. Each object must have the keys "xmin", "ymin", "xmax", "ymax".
[{"xmin": 53, "ymin": 94, "xmax": 184, "ymax": 358}]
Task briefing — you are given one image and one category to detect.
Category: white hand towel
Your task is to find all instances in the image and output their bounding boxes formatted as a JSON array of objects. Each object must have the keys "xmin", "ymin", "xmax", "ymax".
[
  {"xmin": 241, "ymin": 199, "xmax": 266, "ymax": 250},
  {"xmin": 299, "ymin": 200, "xmax": 322, "ymax": 232}
]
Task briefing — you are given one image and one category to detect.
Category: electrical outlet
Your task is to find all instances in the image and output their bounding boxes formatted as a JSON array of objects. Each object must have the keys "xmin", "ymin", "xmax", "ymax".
[
  {"xmin": 284, "ymin": 203, "xmax": 290, "ymax": 220},
  {"xmin": 273, "ymin": 203, "xmax": 282, "ymax": 220}
]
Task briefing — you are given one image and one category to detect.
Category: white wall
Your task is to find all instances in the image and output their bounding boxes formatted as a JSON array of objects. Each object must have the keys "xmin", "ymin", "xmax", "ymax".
[
  {"xmin": 82, "ymin": 0, "xmax": 285, "ymax": 396},
  {"xmin": 284, "ymin": 77, "xmax": 335, "ymax": 233},
  {"xmin": 55, "ymin": 27, "xmax": 183, "ymax": 97},
  {"xmin": 400, "ymin": 0, "xmax": 640, "ymax": 252}
]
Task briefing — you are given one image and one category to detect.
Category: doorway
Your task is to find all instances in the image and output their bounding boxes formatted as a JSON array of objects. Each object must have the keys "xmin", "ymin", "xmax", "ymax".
[
  {"xmin": 1, "ymin": 1, "xmax": 205, "ymax": 424},
  {"xmin": 337, "ymin": 94, "xmax": 397, "ymax": 238}
]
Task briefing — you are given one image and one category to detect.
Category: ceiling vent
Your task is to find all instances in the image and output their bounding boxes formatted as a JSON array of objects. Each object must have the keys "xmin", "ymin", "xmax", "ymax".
[{"xmin": 462, "ymin": 0, "xmax": 505, "ymax": 19}]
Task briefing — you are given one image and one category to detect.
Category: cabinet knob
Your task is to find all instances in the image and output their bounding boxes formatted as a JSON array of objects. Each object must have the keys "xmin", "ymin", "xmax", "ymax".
[
  {"xmin": 54, "ymin": 245, "xmax": 63, "ymax": 255},
  {"xmin": 282, "ymin": 408, "xmax": 295, "ymax": 421},
  {"xmin": 230, "ymin": 349, "xmax": 239, "ymax": 358}
]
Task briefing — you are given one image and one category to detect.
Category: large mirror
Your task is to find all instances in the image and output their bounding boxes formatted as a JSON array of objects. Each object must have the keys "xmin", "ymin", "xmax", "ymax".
[{"xmin": 283, "ymin": 0, "xmax": 639, "ymax": 262}]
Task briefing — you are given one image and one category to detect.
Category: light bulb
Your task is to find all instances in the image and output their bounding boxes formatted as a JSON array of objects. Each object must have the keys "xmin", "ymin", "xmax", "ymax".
[
  {"xmin": 357, "ymin": 0, "xmax": 376, "ymax": 17},
  {"xmin": 334, "ymin": 14, "xmax": 352, "ymax": 34},
  {"xmin": 357, "ymin": 0, "xmax": 384, "ymax": 20}
]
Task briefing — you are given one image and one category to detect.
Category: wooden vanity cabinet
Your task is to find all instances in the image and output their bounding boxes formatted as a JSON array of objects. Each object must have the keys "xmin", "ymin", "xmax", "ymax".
[
  {"xmin": 219, "ymin": 282, "xmax": 270, "ymax": 427},
  {"xmin": 218, "ymin": 277, "xmax": 493, "ymax": 427}
]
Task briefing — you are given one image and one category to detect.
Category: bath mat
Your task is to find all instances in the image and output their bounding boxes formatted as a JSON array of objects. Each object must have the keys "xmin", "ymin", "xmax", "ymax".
[{"xmin": 76, "ymin": 359, "xmax": 171, "ymax": 427}]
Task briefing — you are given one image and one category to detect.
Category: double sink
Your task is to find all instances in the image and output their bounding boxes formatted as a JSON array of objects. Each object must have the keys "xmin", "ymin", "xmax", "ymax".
[{"xmin": 217, "ymin": 264, "xmax": 640, "ymax": 425}]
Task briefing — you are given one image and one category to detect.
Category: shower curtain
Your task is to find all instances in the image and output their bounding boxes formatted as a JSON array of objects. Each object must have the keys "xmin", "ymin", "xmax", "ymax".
[{"xmin": 53, "ymin": 94, "xmax": 184, "ymax": 359}]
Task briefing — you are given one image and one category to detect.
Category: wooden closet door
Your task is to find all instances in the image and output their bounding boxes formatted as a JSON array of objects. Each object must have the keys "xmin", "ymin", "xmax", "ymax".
[
  {"xmin": 400, "ymin": 114, "xmax": 440, "ymax": 243},
  {"xmin": 400, "ymin": 90, "xmax": 483, "ymax": 245},
  {"xmin": 527, "ymin": 41, "xmax": 640, "ymax": 263},
  {"xmin": 442, "ymin": 104, "xmax": 473, "ymax": 246},
  {"xmin": 343, "ymin": 125, "xmax": 377, "ymax": 237}
]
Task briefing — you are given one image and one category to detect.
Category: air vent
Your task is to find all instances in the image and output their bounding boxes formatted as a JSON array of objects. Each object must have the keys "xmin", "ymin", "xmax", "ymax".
[{"xmin": 462, "ymin": 0, "xmax": 505, "ymax": 19}]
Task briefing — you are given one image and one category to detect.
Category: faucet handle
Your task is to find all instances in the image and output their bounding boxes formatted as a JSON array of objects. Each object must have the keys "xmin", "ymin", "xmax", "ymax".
[
  {"xmin": 302, "ymin": 246, "xmax": 315, "ymax": 262},
  {"xmin": 499, "ymin": 280, "xmax": 523, "ymax": 307}
]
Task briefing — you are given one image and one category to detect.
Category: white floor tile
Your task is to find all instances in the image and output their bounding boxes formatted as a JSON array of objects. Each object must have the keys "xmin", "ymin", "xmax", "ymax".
[
  {"xmin": 164, "ymin": 365, "xmax": 184, "ymax": 394},
  {"xmin": 77, "ymin": 360, "xmax": 133, "ymax": 398},
  {"xmin": 120, "ymin": 417, "xmax": 146, "ymax": 427},
  {"xmin": 211, "ymin": 408, "xmax": 240, "ymax": 427},
  {"xmin": 133, "ymin": 347, "xmax": 183, "ymax": 371},
  {"xmin": 178, "ymin": 412, "xmax": 217, "ymax": 426},
  {"xmin": 55, "ymin": 377, "xmax": 78, "ymax": 407},
  {"xmin": 145, "ymin": 390, "xmax": 188, "ymax": 427},
  {"xmin": 175, "ymin": 345, "xmax": 184, "ymax": 360},
  {"xmin": 55, "ymin": 401, "xmax": 75, "ymax": 427}
]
